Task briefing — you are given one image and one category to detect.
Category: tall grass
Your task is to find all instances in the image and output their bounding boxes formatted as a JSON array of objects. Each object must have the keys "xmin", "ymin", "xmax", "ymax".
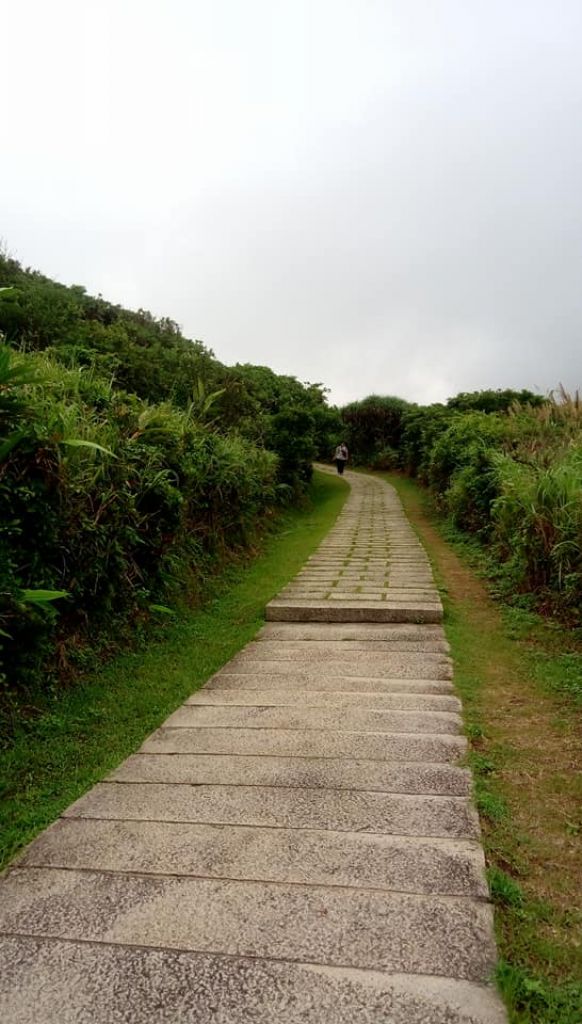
[{"xmin": 492, "ymin": 448, "xmax": 582, "ymax": 604}]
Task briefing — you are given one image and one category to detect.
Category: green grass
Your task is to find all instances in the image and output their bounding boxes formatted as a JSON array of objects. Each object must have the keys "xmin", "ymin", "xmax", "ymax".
[
  {"xmin": 436, "ymin": 518, "xmax": 582, "ymax": 708},
  {"xmin": 380, "ymin": 471, "xmax": 582, "ymax": 1024},
  {"xmin": 488, "ymin": 867, "xmax": 526, "ymax": 908},
  {"xmin": 0, "ymin": 469, "xmax": 348, "ymax": 870}
]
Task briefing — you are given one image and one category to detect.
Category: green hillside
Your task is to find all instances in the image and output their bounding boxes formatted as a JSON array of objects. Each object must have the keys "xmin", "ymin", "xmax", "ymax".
[{"xmin": 0, "ymin": 255, "xmax": 339, "ymax": 698}]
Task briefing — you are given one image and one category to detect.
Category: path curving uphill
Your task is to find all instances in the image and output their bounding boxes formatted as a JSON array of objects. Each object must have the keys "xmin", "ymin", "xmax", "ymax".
[
  {"xmin": 0, "ymin": 469, "xmax": 506, "ymax": 1023},
  {"xmin": 268, "ymin": 469, "xmax": 444, "ymax": 624}
]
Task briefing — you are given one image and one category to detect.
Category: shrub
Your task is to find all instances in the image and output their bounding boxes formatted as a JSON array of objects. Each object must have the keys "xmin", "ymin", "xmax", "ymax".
[
  {"xmin": 447, "ymin": 388, "xmax": 545, "ymax": 414},
  {"xmin": 400, "ymin": 404, "xmax": 451, "ymax": 479},
  {"xmin": 369, "ymin": 445, "xmax": 399, "ymax": 471},
  {"xmin": 0, "ymin": 347, "xmax": 278, "ymax": 696},
  {"xmin": 342, "ymin": 380, "xmax": 582, "ymax": 615},
  {"xmin": 341, "ymin": 395, "xmax": 410, "ymax": 464},
  {"xmin": 0, "ymin": 254, "xmax": 340, "ymax": 700},
  {"xmin": 426, "ymin": 412, "xmax": 508, "ymax": 533}
]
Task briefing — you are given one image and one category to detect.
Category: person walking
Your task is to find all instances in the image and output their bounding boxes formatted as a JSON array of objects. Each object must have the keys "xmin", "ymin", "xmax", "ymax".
[{"xmin": 334, "ymin": 442, "xmax": 349, "ymax": 475}]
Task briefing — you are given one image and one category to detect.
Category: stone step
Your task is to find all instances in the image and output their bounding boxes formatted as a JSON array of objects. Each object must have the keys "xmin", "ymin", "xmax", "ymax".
[
  {"xmin": 279, "ymin": 596, "xmax": 441, "ymax": 604},
  {"xmin": 295, "ymin": 588, "xmax": 439, "ymax": 595},
  {"xmin": 0, "ymin": 868, "xmax": 495, "ymax": 982},
  {"xmin": 306, "ymin": 571, "xmax": 434, "ymax": 577},
  {"xmin": 63, "ymin": 781, "xmax": 479, "ymax": 838},
  {"xmin": 0, "ymin": 936, "xmax": 496, "ymax": 1024},
  {"xmin": 220, "ymin": 655, "xmax": 452, "ymax": 680},
  {"xmin": 295, "ymin": 580, "xmax": 437, "ymax": 589},
  {"xmin": 296, "ymin": 571, "xmax": 435, "ymax": 579},
  {"xmin": 286, "ymin": 587, "xmax": 438, "ymax": 596},
  {"xmin": 257, "ymin": 638, "xmax": 450, "ymax": 651},
  {"xmin": 18, "ymin": 818, "xmax": 487, "ymax": 896},
  {"xmin": 142, "ymin": 726, "xmax": 467, "ymax": 762},
  {"xmin": 258, "ymin": 622, "xmax": 446, "ymax": 641},
  {"xmin": 295, "ymin": 590, "xmax": 439, "ymax": 598},
  {"xmin": 298, "ymin": 561, "xmax": 432, "ymax": 567},
  {"xmin": 282, "ymin": 585, "xmax": 437, "ymax": 591},
  {"xmin": 207, "ymin": 673, "xmax": 455, "ymax": 693},
  {"xmin": 109, "ymin": 753, "xmax": 472, "ymax": 795},
  {"xmin": 0, "ymin": 937, "xmax": 508, "ymax": 1024},
  {"xmin": 300, "ymin": 562, "xmax": 430, "ymax": 567},
  {"xmin": 239, "ymin": 644, "xmax": 451, "ymax": 665},
  {"xmin": 186, "ymin": 689, "xmax": 462, "ymax": 713},
  {"xmin": 164, "ymin": 705, "xmax": 462, "ymax": 735},
  {"xmin": 266, "ymin": 600, "xmax": 443, "ymax": 623},
  {"xmin": 321, "ymin": 594, "xmax": 440, "ymax": 604}
]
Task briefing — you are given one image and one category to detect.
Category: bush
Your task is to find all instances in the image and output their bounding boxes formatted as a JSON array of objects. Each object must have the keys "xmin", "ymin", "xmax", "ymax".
[
  {"xmin": 427, "ymin": 412, "xmax": 508, "ymax": 533},
  {"xmin": 400, "ymin": 404, "xmax": 452, "ymax": 479},
  {"xmin": 341, "ymin": 395, "xmax": 410, "ymax": 464},
  {"xmin": 340, "ymin": 382, "xmax": 582, "ymax": 614},
  {"xmin": 0, "ymin": 347, "xmax": 278, "ymax": 695},
  {"xmin": 0, "ymin": 253, "xmax": 344, "ymax": 698},
  {"xmin": 0, "ymin": 256, "xmax": 333, "ymax": 495},
  {"xmin": 369, "ymin": 445, "xmax": 399, "ymax": 471},
  {"xmin": 447, "ymin": 388, "xmax": 545, "ymax": 414}
]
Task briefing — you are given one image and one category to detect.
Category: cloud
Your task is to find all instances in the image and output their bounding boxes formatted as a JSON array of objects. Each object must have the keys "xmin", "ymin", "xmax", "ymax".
[{"xmin": 3, "ymin": 0, "xmax": 582, "ymax": 405}]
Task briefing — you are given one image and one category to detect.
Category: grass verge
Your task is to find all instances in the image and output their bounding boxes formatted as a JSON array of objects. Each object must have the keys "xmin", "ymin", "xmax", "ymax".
[
  {"xmin": 382, "ymin": 472, "xmax": 582, "ymax": 1024},
  {"xmin": 0, "ymin": 469, "xmax": 348, "ymax": 871}
]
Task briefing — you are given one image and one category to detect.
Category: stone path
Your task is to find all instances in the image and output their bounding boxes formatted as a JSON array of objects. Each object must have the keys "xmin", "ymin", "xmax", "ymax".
[
  {"xmin": 0, "ymin": 470, "xmax": 506, "ymax": 1023},
  {"xmin": 268, "ymin": 473, "xmax": 443, "ymax": 623}
]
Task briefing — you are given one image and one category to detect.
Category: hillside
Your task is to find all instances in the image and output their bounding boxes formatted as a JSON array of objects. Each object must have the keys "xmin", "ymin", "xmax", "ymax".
[{"xmin": 0, "ymin": 255, "xmax": 339, "ymax": 696}]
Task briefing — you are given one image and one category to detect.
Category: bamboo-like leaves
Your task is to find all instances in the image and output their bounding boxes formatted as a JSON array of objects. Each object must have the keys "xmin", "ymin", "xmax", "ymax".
[
  {"xmin": 60, "ymin": 438, "xmax": 117, "ymax": 458},
  {"xmin": 19, "ymin": 589, "xmax": 69, "ymax": 605}
]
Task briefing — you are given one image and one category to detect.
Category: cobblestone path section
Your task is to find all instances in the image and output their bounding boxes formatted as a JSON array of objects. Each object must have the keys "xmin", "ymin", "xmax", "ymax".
[
  {"xmin": 0, "ymin": 470, "xmax": 506, "ymax": 1023},
  {"xmin": 268, "ymin": 471, "xmax": 443, "ymax": 623}
]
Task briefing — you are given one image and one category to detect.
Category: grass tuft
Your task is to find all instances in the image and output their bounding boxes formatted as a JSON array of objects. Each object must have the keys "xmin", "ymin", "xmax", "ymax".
[
  {"xmin": 476, "ymin": 785, "xmax": 509, "ymax": 824},
  {"xmin": 496, "ymin": 961, "xmax": 582, "ymax": 1024},
  {"xmin": 488, "ymin": 868, "xmax": 525, "ymax": 908}
]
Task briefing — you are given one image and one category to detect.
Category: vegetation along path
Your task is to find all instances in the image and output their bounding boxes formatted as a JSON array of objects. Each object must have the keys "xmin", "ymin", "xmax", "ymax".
[{"xmin": 0, "ymin": 469, "xmax": 506, "ymax": 1023}]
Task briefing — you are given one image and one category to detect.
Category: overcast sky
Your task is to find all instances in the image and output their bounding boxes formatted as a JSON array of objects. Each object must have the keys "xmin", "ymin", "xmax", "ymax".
[{"xmin": 3, "ymin": 1, "xmax": 582, "ymax": 405}]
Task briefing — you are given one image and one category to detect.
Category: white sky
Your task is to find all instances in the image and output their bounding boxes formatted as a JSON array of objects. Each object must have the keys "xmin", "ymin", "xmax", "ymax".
[{"xmin": 3, "ymin": 0, "xmax": 582, "ymax": 405}]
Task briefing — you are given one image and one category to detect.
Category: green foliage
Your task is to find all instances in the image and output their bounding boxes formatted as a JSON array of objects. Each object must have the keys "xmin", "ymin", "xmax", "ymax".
[
  {"xmin": 492, "ymin": 448, "xmax": 582, "ymax": 606},
  {"xmin": 447, "ymin": 388, "xmax": 545, "ymax": 413},
  {"xmin": 368, "ymin": 444, "xmax": 399, "ymax": 471},
  {"xmin": 223, "ymin": 365, "xmax": 326, "ymax": 484},
  {"xmin": 0, "ymin": 252, "xmax": 338, "ymax": 698},
  {"xmin": 372, "ymin": 386, "xmax": 582, "ymax": 616},
  {"xmin": 476, "ymin": 783, "xmax": 508, "ymax": 823},
  {"xmin": 341, "ymin": 394, "xmax": 410, "ymax": 463},
  {"xmin": 399, "ymin": 403, "xmax": 451, "ymax": 479},
  {"xmin": 427, "ymin": 412, "xmax": 508, "ymax": 533},
  {"xmin": 311, "ymin": 403, "xmax": 344, "ymax": 460},
  {"xmin": 0, "ymin": 254, "xmax": 331, "ymax": 493},
  {"xmin": 488, "ymin": 868, "xmax": 525, "ymax": 908},
  {"xmin": 0, "ymin": 346, "xmax": 280, "ymax": 695},
  {"xmin": 496, "ymin": 961, "xmax": 582, "ymax": 1024}
]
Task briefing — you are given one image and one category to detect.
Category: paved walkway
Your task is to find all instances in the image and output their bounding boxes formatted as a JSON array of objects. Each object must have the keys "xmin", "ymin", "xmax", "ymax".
[
  {"xmin": 269, "ymin": 471, "xmax": 443, "ymax": 624},
  {"xmin": 0, "ymin": 470, "xmax": 506, "ymax": 1023}
]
